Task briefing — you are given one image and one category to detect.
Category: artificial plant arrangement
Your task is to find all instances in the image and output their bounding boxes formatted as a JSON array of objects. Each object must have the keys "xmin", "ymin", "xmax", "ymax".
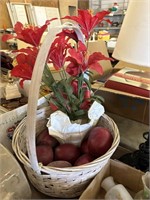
[
  {"xmin": 2, "ymin": 9, "xmax": 111, "ymax": 121},
  {"xmin": 2, "ymin": 11, "xmax": 120, "ymax": 198},
  {"xmin": 2, "ymin": 9, "xmax": 114, "ymax": 147}
]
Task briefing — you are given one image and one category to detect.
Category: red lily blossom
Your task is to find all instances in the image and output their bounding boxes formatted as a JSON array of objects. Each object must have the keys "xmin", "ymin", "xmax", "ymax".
[
  {"xmin": 66, "ymin": 41, "xmax": 111, "ymax": 76},
  {"xmin": 88, "ymin": 52, "xmax": 112, "ymax": 74},
  {"xmin": 62, "ymin": 9, "xmax": 110, "ymax": 40},
  {"xmin": 48, "ymin": 35, "xmax": 71, "ymax": 70},
  {"xmin": 56, "ymin": 29, "xmax": 78, "ymax": 43},
  {"xmin": 2, "ymin": 19, "xmax": 55, "ymax": 47},
  {"xmin": 65, "ymin": 41, "xmax": 87, "ymax": 76},
  {"xmin": 11, "ymin": 47, "xmax": 38, "ymax": 88}
]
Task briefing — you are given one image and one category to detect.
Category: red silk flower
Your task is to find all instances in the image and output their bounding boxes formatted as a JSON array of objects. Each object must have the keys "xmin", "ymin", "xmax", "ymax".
[
  {"xmin": 56, "ymin": 29, "xmax": 79, "ymax": 43},
  {"xmin": 11, "ymin": 47, "xmax": 38, "ymax": 88},
  {"xmin": 62, "ymin": 9, "xmax": 110, "ymax": 40},
  {"xmin": 2, "ymin": 19, "xmax": 55, "ymax": 47},
  {"xmin": 48, "ymin": 35, "xmax": 71, "ymax": 70},
  {"xmin": 65, "ymin": 41, "xmax": 87, "ymax": 76},
  {"xmin": 66, "ymin": 41, "xmax": 111, "ymax": 76}
]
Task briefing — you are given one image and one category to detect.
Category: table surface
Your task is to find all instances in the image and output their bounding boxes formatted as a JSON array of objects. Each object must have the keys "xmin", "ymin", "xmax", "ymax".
[{"xmin": 106, "ymin": 112, "xmax": 149, "ymax": 150}]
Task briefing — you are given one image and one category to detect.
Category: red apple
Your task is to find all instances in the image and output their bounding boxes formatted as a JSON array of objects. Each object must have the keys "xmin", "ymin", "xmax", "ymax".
[
  {"xmin": 88, "ymin": 127, "xmax": 113, "ymax": 158},
  {"xmin": 36, "ymin": 145, "xmax": 53, "ymax": 166},
  {"xmin": 47, "ymin": 160, "xmax": 72, "ymax": 168},
  {"xmin": 80, "ymin": 139, "xmax": 89, "ymax": 154},
  {"xmin": 74, "ymin": 154, "xmax": 94, "ymax": 166},
  {"xmin": 54, "ymin": 143, "xmax": 80, "ymax": 164},
  {"xmin": 36, "ymin": 129, "xmax": 59, "ymax": 148}
]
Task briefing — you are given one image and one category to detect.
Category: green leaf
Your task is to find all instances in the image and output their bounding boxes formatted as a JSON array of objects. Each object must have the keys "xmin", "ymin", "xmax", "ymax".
[
  {"xmin": 84, "ymin": 70, "xmax": 93, "ymax": 77},
  {"xmin": 50, "ymin": 98, "xmax": 67, "ymax": 113},
  {"xmin": 74, "ymin": 109, "xmax": 87, "ymax": 116},
  {"xmin": 77, "ymin": 75, "xmax": 84, "ymax": 102},
  {"xmin": 42, "ymin": 65, "xmax": 55, "ymax": 88},
  {"xmin": 83, "ymin": 77, "xmax": 91, "ymax": 90},
  {"xmin": 62, "ymin": 80, "xmax": 73, "ymax": 96},
  {"xmin": 84, "ymin": 71, "xmax": 94, "ymax": 82},
  {"xmin": 67, "ymin": 76, "xmax": 75, "ymax": 83},
  {"xmin": 91, "ymin": 95, "xmax": 104, "ymax": 103}
]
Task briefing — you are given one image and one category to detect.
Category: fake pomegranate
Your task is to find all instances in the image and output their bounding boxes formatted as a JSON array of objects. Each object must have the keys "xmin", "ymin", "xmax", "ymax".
[
  {"xmin": 88, "ymin": 127, "xmax": 113, "ymax": 158},
  {"xmin": 54, "ymin": 143, "xmax": 80, "ymax": 164}
]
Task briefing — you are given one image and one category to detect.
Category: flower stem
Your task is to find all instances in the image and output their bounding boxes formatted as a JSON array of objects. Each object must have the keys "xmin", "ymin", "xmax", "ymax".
[
  {"xmin": 62, "ymin": 65, "xmax": 68, "ymax": 80},
  {"xmin": 59, "ymin": 70, "xmax": 64, "ymax": 80}
]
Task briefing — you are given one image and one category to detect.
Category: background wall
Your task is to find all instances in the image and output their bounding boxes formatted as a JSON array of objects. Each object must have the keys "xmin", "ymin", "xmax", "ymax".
[
  {"xmin": 0, "ymin": 0, "xmax": 58, "ymax": 49},
  {"xmin": 0, "ymin": 0, "xmax": 59, "ymax": 29}
]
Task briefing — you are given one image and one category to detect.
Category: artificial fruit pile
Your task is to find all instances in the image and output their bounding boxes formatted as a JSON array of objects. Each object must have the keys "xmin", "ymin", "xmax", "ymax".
[{"xmin": 35, "ymin": 126, "xmax": 113, "ymax": 167}]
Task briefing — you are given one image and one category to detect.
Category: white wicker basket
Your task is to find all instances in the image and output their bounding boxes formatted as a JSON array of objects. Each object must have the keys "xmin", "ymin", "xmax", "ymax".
[{"xmin": 12, "ymin": 24, "xmax": 120, "ymax": 198}]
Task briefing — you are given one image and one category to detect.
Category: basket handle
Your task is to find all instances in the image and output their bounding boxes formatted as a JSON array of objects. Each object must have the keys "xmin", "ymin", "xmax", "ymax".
[{"xmin": 26, "ymin": 24, "xmax": 85, "ymax": 173}]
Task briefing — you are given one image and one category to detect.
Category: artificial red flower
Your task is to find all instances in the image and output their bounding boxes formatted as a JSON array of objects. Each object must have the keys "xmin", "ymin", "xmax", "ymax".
[
  {"xmin": 84, "ymin": 90, "xmax": 91, "ymax": 99},
  {"xmin": 80, "ymin": 100, "xmax": 91, "ymax": 110},
  {"xmin": 57, "ymin": 29, "xmax": 79, "ymax": 43},
  {"xmin": 62, "ymin": 9, "xmax": 110, "ymax": 40},
  {"xmin": 48, "ymin": 35, "xmax": 71, "ymax": 70},
  {"xmin": 71, "ymin": 80, "xmax": 78, "ymax": 95},
  {"xmin": 66, "ymin": 41, "xmax": 111, "ymax": 76},
  {"xmin": 11, "ymin": 47, "xmax": 38, "ymax": 87},
  {"xmin": 65, "ymin": 41, "xmax": 87, "ymax": 76},
  {"xmin": 2, "ymin": 19, "xmax": 55, "ymax": 47},
  {"xmin": 88, "ymin": 52, "xmax": 112, "ymax": 75}
]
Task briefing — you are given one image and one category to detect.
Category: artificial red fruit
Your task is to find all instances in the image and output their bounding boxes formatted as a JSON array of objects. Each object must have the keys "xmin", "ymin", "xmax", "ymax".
[
  {"xmin": 80, "ymin": 139, "xmax": 89, "ymax": 154},
  {"xmin": 74, "ymin": 154, "xmax": 94, "ymax": 166},
  {"xmin": 36, "ymin": 129, "xmax": 59, "ymax": 148},
  {"xmin": 36, "ymin": 145, "xmax": 53, "ymax": 166},
  {"xmin": 47, "ymin": 160, "xmax": 72, "ymax": 168},
  {"xmin": 54, "ymin": 143, "xmax": 80, "ymax": 164},
  {"xmin": 88, "ymin": 126, "xmax": 113, "ymax": 158}
]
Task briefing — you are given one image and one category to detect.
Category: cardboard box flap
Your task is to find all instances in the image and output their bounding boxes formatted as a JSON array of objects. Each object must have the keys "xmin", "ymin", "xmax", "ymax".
[
  {"xmin": 110, "ymin": 160, "xmax": 144, "ymax": 192},
  {"xmin": 114, "ymin": 61, "xmax": 150, "ymax": 72},
  {"xmin": 79, "ymin": 160, "xmax": 111, "ymax": 200},
  {"xmin": 87, "ymin": 40, "xmax": 113, "ymax": 81},
  {"xmin": 80, "ymin": 159, "xmax": 144, "ymax": 200}
]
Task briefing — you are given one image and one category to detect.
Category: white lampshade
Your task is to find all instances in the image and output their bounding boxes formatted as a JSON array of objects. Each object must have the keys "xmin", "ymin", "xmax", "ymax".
[{"xmin": 112, "ymin": 0, "xmax": 150, "ymax": 67}]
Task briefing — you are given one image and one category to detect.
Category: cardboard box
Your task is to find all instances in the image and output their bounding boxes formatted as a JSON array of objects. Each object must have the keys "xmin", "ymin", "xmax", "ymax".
[
  {"xmin": 92, "ymin": 81, "xmax": 149, "ymax": 124},
  {"xmin": 91, "ymin": 61, "xmax": 150, "ymax": 125},
  {"xmin": 59, "ymin": 0, "xmax": 78, "ymax": 21},
  {"xmin": 80, "ymin": 159, "xmax": 144, "ymax": 199},
  {"xmin": 87, "ymin": 40, "xmax": 112, "ymax": 82}
]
